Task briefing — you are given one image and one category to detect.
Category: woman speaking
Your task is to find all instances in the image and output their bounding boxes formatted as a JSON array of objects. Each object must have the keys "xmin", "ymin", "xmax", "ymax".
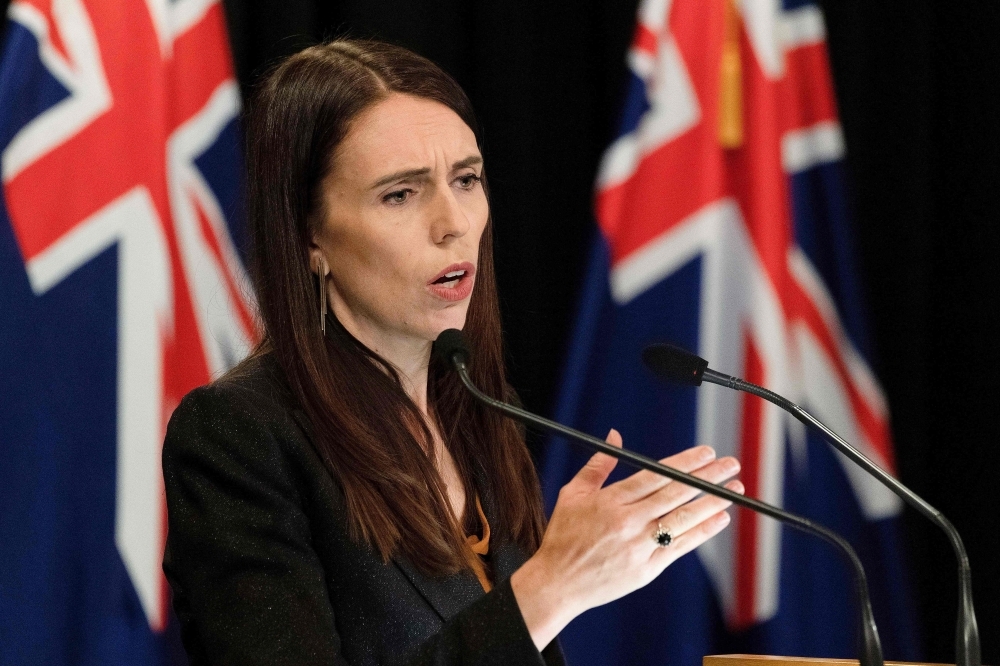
[{"xmin": 162, "ymin": 39, "xmax": 743, "ymax": 666}]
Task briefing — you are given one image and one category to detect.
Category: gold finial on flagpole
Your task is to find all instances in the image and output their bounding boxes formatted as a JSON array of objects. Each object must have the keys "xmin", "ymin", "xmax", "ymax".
[{"xmin": 719, "ymin": 0, "xmax": 743, "ymax": 148}]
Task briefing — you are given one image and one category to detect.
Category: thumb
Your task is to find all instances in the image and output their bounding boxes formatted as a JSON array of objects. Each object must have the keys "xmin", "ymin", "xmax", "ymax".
[{"xmin": 568, "ymin": 428, "xmax": 623, "ymax": 492}]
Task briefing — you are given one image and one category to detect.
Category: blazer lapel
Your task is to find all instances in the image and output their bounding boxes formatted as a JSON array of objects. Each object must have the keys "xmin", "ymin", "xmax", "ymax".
[
  {"xmin": 392, "ymin": 556, "xmax": 484, "ymax": 622},
  {"xmin": 477, "ymin": 480, "xmax": 530, "ymax": 582},
  {"xmin": 491, "ymin": 538, "xmax": 527, "ymax": 583},
  {"xmin": 392, "ymin": 484, "xmax": 519, "ymax": 622},
  {"xmin": 292, "ymin": 405, "xmax": 505, "ymax": 622}
]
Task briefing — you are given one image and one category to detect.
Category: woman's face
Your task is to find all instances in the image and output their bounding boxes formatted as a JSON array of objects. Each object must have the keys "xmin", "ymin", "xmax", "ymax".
[{"xmin": 311, "ymin": 93, "xmax": 488, "ymax": 351}]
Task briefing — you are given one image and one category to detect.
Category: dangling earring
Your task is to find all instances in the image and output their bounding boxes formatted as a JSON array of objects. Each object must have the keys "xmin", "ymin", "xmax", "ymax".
[{"xmin": 318, "ymin": 257, "xmax": 328, "ymax": 334}]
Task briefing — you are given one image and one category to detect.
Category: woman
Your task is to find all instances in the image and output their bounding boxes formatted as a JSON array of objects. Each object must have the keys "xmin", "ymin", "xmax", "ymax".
[{"xmin": 162, "ymin": 39, "xmax": 743, "ymax": 666}]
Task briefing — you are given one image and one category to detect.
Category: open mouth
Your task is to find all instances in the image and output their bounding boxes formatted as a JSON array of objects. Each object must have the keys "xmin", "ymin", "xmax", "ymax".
[
  {"xmin": 427, "ymin": 262, "xmax": 476, "ymax": 301},
  {"xmin": 432, "ymin": 269, "xmax": 467, "ymax": 289}
]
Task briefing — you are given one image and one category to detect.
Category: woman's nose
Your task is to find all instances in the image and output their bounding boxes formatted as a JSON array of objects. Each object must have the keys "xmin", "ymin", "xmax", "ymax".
[{"xmin": 429, "ymin": 185, "xmax": 471, "ymax": 244}]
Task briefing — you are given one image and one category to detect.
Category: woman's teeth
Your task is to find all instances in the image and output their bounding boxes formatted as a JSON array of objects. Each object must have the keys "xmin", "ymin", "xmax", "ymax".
[{"xmin": 434, "ymin": 270, "xmax": 465, "ymax": 286}]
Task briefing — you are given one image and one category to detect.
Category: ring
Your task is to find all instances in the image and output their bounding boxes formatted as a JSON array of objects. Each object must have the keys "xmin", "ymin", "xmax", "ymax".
[{"xmin": 653, "ymin": 522, "xmax": 672, "ymax": 548}]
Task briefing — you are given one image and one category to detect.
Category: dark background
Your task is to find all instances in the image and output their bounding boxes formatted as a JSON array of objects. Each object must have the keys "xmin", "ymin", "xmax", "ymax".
[{"xmin": 216, "ymin": 0, "xmax": 999, "ymax": 660}]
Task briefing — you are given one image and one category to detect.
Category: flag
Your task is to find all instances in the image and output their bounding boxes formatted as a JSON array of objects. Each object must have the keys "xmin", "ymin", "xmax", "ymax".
[
  {"xmin": 0, "ymin": 0, "xmax": 256, "ymax": 662},
  {"xmin": 541, "ymin": 0, "xmax": 919, "ymax": 662}
]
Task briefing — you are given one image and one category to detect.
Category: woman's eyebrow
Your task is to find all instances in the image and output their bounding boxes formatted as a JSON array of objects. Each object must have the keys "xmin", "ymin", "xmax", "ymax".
[
  {"xmin": 371, "ymin": 167, "xmax": 431, "ymax": 189},
  {"xmin": 452, "ymin": 155, "xmax": 483, "ymax": 170},
  {"xmin": 370, "ymin": 156, "xmax": 483, "ymax": 189}
]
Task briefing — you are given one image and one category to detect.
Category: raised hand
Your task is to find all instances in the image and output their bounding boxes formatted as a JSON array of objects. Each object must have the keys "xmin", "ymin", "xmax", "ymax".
[{"xmin": 510, "ymin": 430, "xmax": 743, "ymax": 650}]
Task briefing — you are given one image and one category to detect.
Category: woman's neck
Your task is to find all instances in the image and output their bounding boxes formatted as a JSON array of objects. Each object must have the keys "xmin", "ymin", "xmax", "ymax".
[
  {"xmin": 380, "ymin": 340, "xmax": 431, "ymax": 414},
  {"xmin": 333, "ymin": 308, "xmax": 433, "ymax": 416},
  {"xmin": 331, "ymin": 309, "xmax": 468, "ymax": 523}
]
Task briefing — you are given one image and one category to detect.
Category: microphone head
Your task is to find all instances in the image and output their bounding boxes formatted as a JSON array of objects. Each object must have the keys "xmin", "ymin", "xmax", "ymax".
[
  {"xmin": 641, "ymin": 343, "xmax": 709, "ymax": 386},
  {"xmin": 433, "ymin": 328, "xmax": 470, "ymax": 367}
]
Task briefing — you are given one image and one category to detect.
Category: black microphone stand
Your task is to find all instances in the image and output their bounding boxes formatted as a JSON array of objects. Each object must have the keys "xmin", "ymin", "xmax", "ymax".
[
  {"xmin": 698, "ymin": 366, "xmax": 980, "ymax": 666},
  {"xmin": 436, "ymin": 332, "xmax": 884, "ymax": 666}
]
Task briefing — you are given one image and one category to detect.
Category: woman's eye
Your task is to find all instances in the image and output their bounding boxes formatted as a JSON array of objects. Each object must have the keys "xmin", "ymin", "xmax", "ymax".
[
  {"xmin": 382, "ymin": 189, "xmax": 412, "ymax": 205},
  {"xmin": 457, "ymin": 174, "xmax": 481, "ymax": 189}
]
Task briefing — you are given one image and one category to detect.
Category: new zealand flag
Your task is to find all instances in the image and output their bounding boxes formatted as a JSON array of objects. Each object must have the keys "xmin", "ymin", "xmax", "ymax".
[
  {"xmin": 0, "ymin": 0, "xmax": 255, "ymax": 662},
  {"xmin": 542, "ymin": 0, "xmax": 920, "ymax": 662}
]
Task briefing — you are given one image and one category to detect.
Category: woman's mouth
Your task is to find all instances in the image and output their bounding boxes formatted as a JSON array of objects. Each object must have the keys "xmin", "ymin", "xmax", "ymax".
[
  {"xmin": 433, "ymin": 269, "xmax": 465, "ymax": 288},
  {"xmin": 427, "ymin": 262, "xmax": 476, "ymax": 302}
]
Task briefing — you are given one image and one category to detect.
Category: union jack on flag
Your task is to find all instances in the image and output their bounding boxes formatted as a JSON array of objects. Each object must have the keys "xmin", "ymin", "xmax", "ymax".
[
  {"xmin": 0, "ymin": 0, "xmax": 255, "ymax": 661},
  {"xmin": 542, "ymin": 0, "xmax": 919, "ymax": 660}
]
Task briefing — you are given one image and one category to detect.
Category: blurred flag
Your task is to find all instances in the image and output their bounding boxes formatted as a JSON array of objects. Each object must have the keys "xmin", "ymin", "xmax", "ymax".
[
  {"xmin": 0, "ymin": 0, "xmax": 255, "ymax": 662},
  {"xmin": 542, "ymin": 0, "xmax": 919, "ymax": 662}
]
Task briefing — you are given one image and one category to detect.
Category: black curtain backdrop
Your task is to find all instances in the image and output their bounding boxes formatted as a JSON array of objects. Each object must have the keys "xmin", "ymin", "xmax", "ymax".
[
  {"xmin": 3, "ymin": 0, "xmax": 994, "ymax": 659},
  {"xmin": 219, "ymin": 2, "xmax": 999, "ymax": 658}
]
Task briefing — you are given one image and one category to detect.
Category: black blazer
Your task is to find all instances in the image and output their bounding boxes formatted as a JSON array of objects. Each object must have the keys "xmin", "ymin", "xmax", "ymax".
[{"xmin": 162, "ymin": 354, "xmax": 565, "ymax": 666}]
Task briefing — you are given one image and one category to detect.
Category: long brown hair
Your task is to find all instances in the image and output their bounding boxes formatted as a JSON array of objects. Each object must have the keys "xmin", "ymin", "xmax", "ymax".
[{"xmin": 242, "ymin": 39, "xmax": 545, "ymax": 575}]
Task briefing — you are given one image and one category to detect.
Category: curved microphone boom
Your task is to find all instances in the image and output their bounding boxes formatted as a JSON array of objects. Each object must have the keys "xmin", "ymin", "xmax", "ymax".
[
  {"xmin": 642, "ymin": 342, "xmax": 981, "ymax": 666},
  {"xmin": 434, "ymin": 329, "xmax": 884, "ymax": 666}
]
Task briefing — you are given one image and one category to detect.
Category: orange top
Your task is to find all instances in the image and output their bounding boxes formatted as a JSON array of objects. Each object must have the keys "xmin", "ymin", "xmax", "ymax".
[{"xmin": 464, "ymin": 497, "xmax": 492, "ymax": 592}]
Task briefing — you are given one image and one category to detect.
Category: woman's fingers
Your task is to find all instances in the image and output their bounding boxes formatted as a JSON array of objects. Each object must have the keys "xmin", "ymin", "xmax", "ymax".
[
  {"xmin": 647, "ymin": 480, "xmax": 744, "ymax": 566},
  {"xmin": 610, "ymin": 445, "xmax": 719, "ymax": 504},
  {"xmin": 649, "ymin": 509, "xmax": 733, "ymax": 566},
  {"xmin": 649, "ymin": 480, "xmax": 743, "ymax": 543},
  {"xmin": 632, "ymin": 456, "xmax": 740, "ymax": 519},
  {"xmin": 565, "ymin": 429, "xmax": 623, "ymax": 494}
]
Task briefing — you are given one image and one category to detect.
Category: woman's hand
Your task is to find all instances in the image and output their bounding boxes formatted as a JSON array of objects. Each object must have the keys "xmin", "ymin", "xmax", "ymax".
[{"xmin": 510, "ymin": 430, "xmax": 743, "ymax": 650}]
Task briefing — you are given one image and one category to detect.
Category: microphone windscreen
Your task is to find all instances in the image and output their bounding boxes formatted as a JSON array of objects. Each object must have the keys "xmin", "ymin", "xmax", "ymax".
[
  {"xmin": 642, "ymin": 343, "xmax": 709, "ymax": 386},
  {"xmin": 433, "ymin": 328, "xmax": 470, "ymax": 367}
]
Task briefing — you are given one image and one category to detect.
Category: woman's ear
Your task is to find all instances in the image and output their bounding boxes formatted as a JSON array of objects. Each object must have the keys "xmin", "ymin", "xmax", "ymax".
[{"xmin": 308, "ymin": 241, "xmax": 329, "ymax": 276}]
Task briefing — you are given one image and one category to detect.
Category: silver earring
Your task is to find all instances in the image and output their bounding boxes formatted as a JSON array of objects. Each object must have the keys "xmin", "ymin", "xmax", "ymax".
[{"xmin": 318, "ymin": 258, "xmax": 327, "ymax": 334}]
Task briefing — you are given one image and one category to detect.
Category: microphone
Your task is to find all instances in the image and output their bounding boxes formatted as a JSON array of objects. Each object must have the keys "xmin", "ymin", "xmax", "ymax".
[
  {"xmin": 434, "ymin": 329, "xmax": 884, "ymax": 666},
  {"xmin": 643, "ymin": 342, "xmax": 981, "ymax": 666}
]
